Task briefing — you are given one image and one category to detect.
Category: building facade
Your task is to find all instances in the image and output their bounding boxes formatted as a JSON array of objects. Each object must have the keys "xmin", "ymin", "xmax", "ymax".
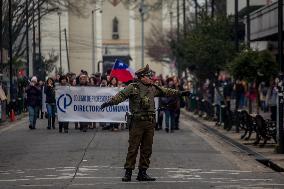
[{"xmin": 40, "ymin": 0, "xmax": 184, "ymax": 77}]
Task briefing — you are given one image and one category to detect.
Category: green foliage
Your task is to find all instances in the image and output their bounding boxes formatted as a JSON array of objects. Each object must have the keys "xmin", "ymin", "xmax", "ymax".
[
  {"xmin": 229, "ymin": 49, "xmax": 278, "ymax": 83},
  {"xmin": 171, "ymin": 13, "xmax": 236, "ymax": 82}
]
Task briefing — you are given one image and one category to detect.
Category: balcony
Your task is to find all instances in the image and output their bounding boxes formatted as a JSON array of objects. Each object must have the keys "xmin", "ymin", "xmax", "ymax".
[{"xmin": 249, "ymin": 2, "xmax": 283, "ymax": 41}]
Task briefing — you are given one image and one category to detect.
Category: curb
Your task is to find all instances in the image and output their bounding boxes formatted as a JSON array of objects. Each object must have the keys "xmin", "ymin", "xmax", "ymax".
[{"xmin": 182, "ymin": 110, "xmax": 284, "ymax": 172}]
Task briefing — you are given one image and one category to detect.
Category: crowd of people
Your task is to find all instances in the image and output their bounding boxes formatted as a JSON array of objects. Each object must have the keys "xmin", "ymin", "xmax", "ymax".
[
  {"xmin": 25, "ymin": 69, "xmax": 190, "ymax": 133},
  {"xmin": 19, "ymin": 66, "xmax": 282, "ymax": 134},
  {"xmin": 197, "ymin": 75, "xmax": 281, "ymax": 122}
]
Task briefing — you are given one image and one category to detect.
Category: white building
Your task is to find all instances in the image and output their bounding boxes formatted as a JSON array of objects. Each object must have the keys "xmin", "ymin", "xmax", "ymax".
[{"xmin": 39, "ymin": 0, "xmax": 191, "ymax": 77}]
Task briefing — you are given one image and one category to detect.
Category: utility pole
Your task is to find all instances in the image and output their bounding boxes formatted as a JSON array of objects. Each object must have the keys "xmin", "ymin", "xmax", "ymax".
[
  {"xmin": 205, "ymin": 0, "xmax": 208, "ymax": 14},
  {"xmin": 177, "ymin": 0, "xmax": 180, "ymax": 34},
  {"xmin": 170, "ymin": 11, "xmax": 173, "ymax": 34},
  {"xmin": 246, "ymin": 0, "xmax": 250, "ymax": 48},
  {"xmin": 211, "ymin": 0, "xmax": 215, "ymax": 18},
  {"xmin": 32, "ymin": 0, "xmax": 36, "ymax": 76},
  {"xmin": 183, "ymin": 0, "xmax": 186, "ymax": 37},
  {"xmin": 194, "ymin": 0, "xmax": 198, "ymax": 27},
  {"xmin": 25, "ymin": 0, "xmax": 29, "ymax": 77},
  {"xmin": 139, "ymin": 0, "xmax": 145, "ymax": 68},
  {"xmin": 234, "ymin": 0, "xmax": 239, "ymax": 52},
  {"xmin": 64, "ymin": 28, "xmax": 70, "ymax": 73},
  {"xmin": 0, "ymin": 0, "xmax": 3, "ymax": 73},
  {"xmin": 38, "ymin": 0, "xmax": 42, "ymax": 79},
  {"xmin": 92, "ymin": 10, "xmax": 95, "ymax": 74},
  {"xmin": 58, "ymin": 11, "xmax": 62, "ymax": 73},
  {"xmin": 277, "ymin": 0, "xmax": 284, "ymax": 154},
  {"xmin": 8, "ymin": 0, "xmax": 13, "ymax": 99},
  {"xmin": 177, "ymin": 0, "xmax": 181, "ymax": 77}
]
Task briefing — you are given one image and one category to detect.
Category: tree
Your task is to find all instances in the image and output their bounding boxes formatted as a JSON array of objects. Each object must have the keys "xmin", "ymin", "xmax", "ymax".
[
  {"xmin": 145, "ymin": 25, "xmax": 172, "ymax": 63},
  {"xmin": 1, "ymin": 0, "xmax": 88, "ymax": 59},
  {"xmin": 230, "ymin": 49, "xmax": 278, "ymax": 83},
  {"xmin": 171, "ymin": 13, "xmax": 235, "ymax": 84},
  {"xmin": 229, "ymin": 49, "xmax": 278, "ymax": 113}
]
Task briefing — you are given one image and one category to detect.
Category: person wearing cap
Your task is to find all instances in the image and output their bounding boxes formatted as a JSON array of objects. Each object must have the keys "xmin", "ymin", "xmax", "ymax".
[
  {"xmin": 26, "ymin": 76, "xmax": 41, "ymax": 129},
  {"xmin": 101, "ymin": 64, "xmax": 190, "ymax": 182}
]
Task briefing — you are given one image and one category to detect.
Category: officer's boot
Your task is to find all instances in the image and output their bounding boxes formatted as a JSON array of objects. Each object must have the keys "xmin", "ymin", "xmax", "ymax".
[
  {"xmin": 52, "ymin": 116, "xmax": 55, "ymax": 129},
  {"xmin": 136, "ymin": 168, "xmax": 156, "ymax": 181},
  {"xmin": 122, "ymin": 169, "xmax": 132, "ymax": 182}
]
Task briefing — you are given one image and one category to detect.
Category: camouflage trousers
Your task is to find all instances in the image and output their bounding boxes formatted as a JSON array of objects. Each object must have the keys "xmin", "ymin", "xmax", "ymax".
[{"xmin": 124, "ymin": 120, "xmax": 155, "ymax": 170}]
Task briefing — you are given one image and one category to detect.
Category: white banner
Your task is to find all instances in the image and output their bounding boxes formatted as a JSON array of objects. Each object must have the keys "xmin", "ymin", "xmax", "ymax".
[{"xmin": 56, "ymin": 86, "xmax": 129, "ymax": 123}]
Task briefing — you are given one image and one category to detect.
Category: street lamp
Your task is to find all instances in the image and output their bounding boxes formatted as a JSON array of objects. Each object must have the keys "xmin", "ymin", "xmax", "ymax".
[
  {"xmin": 8, "ymin": 0, "xmax": 13, "ymax": 101},
  {"xmin": 57, "ymin": 10, "xmax": 62, "ymax": 73},
  {"xmin": 91, "ymin": 8, "xmax": 102, "ymax": 74}
]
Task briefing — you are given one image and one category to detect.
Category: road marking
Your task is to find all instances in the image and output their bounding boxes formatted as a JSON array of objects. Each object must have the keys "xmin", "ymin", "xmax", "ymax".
[
  {"xmin": 0, "ymin": 179, "xmax": 30, "ymax": 182},
  {"xmin": 0, "ymin": 118, "xmax": 28, "ymax": 135},
  {"xmin": 211, "ymin": 170, "xmax": 252, "ymax": 173},
  {"xmin": 20, "ymin": 184, "xmax": 54, "ymax": 187}
]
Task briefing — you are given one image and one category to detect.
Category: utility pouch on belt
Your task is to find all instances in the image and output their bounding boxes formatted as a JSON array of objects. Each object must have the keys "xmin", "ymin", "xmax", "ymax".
[{"xmin": 125, "ymin": 112, "xmax": 133, "ymax": 130}]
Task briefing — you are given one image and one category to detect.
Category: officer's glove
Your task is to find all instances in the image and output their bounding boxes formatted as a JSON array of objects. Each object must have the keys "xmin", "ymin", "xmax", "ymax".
[
  {"xmin": 100, "ymin": 102, "xmax": 111, "ymax": 110},
  {"xmin": 179, "ymin": 90, "xmax": 191, "ymax": 97}
]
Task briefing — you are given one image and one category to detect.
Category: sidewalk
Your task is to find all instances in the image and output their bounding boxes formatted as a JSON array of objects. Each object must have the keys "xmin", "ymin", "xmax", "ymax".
[
  {"xmin": 182, "ymin": 109, "xmax": 284, "ymax": 172},
  {"xmin": 0, "ymin": 113, "xmax": 28, "ymax": 132}
]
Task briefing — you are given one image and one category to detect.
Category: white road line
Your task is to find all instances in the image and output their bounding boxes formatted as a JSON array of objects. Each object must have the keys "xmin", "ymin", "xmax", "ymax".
[
  {"xmin": 0, "ymin": 179, "xmax": 30, "ymax": 182},
  {"xmin": 211, "ymin": 170, "xmax": 252, "ymax": 173},
  {"xmin": 240, "ymin": 178, "xmax": 272, "ymax": 181},
  {"xmin": 20, "ymin": 184, "xmax": 54, "ymax": 187},
  {"xmin": 0, "ymin": 118, "xmax": 28, "ymax": 135}
]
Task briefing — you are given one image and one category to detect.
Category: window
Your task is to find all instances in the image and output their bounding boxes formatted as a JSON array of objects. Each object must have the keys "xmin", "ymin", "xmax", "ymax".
[{"xmin": 112, "ymin": 17, "xmax": 119, "ymax": 39}]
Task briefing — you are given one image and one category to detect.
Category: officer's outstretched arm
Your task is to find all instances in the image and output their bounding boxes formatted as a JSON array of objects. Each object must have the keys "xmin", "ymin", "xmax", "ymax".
[
  {"xmin": 154, "ymin": 85, "xmax": 179, "ymax": 97},
  {"xmin": 154, "ymin": 85, "xmax": 191, "ymax": 97},
  {"xmin": 100, "ymin": 85, "xmax": 133, "ymax": 110}
]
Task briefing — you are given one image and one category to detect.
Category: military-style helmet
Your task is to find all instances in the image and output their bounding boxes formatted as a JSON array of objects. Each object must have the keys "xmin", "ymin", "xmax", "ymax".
[{"xmin": 135, "ymin": 64, "xmax": 153, "ymax": 78}]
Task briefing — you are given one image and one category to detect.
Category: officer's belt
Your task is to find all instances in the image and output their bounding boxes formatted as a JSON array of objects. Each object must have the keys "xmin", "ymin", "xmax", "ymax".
[{"xmin": 132, "ymin": 112, "xmax": 155, "ymax": 122}]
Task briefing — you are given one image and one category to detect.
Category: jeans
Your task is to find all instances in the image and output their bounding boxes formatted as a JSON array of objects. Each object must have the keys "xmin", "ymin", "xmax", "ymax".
[
  {"xmin": 165, "ymin": 110, "xmax": 175, "ymax": 130},
  {"xmin": 46, "ymin": 103, "xmax": 56, "ymax": 128},
  {"xmin": 28, "ymin": 106, "xmax": 39, "ymax": 128},
  {"xmin": 46, "ymin": 103, "xmax": 56, "ymax": 118}
]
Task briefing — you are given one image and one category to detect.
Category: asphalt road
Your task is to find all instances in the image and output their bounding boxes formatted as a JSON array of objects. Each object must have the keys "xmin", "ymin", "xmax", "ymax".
[{"xmin": 0, "ymin": 113, "xmax": 284, "ymax": 189}]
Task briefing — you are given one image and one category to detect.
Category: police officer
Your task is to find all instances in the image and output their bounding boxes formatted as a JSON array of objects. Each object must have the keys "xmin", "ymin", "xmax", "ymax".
[{"xmin": 101, "ymin": 64, "xmax": 190, "ymax": 182}]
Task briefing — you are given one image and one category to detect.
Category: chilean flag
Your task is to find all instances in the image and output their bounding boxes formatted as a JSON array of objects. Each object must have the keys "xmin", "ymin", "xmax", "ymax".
[{"xmin": 110, "ymin": 59, "xmax": 134, "ymax": 82}]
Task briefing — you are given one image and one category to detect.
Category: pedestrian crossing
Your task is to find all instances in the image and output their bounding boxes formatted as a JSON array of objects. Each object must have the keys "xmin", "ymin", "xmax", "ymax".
[{"xmin": 0, "ymin": 165, "xmax": 283, "ymax": 188}]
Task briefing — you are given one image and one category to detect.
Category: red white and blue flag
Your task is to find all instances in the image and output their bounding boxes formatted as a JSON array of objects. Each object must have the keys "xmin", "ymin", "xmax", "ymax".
[{"xmin": 110, "ymin": 59, "xmax": 134, "ymax": 82}]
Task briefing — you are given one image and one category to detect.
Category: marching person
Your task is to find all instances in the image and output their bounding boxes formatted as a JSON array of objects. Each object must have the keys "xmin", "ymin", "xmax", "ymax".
[
  {"xmin": 45, "ymin": 77, "xmax": 56, "ymax": 130},
  {"xmin": 100, "ymin": 64, "xmax": 190, "ymax": 182},
  {"xmin": 26, "ymin": 76, "xmax": 41, "ymax": 129},
  {"xmin": 78, "ymin": 74, "xmax": 89, "ymax": 132},
  {"xmin": 108, "ymin": 77, "xmax": 120, "ymax": 131},
  {"xmin": 58, "ymin": 75, "xmax": 70, "ymax": 133}
]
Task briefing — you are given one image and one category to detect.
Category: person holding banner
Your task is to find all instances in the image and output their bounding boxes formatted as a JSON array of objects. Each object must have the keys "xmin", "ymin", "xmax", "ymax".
[
  {"xmin": 58, "ymin": 75, "xmax": 70, "ymax": 133},
  {"xmin": 108, "ymin": 77, "xmax": 120, "ymax": 131},
  {"xmin": 101, "ymin": 64, "xmax": 190, "ymax": 182},
  {"xmin": 78, "ymin": 74, "xmax": 90, "ymax": 132},
  {"xmin": 45, "ymin": 78, "xmax": 56, "ymax": 130}
]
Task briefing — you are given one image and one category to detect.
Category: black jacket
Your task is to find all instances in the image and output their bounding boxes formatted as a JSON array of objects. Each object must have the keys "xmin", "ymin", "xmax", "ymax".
[
  {"xmin": 26, "ymin": 85, "xmax": 41, "ymax": 107},
  {"xmin": 44, "ymin": 85, "xmax": 56, "ymax": 104}
]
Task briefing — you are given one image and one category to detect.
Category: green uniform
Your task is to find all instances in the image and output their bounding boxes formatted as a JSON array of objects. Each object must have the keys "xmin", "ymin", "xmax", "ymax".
[{"xmin": 106, "ymin": 80, "xmax": 179, "ymax": 170}]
